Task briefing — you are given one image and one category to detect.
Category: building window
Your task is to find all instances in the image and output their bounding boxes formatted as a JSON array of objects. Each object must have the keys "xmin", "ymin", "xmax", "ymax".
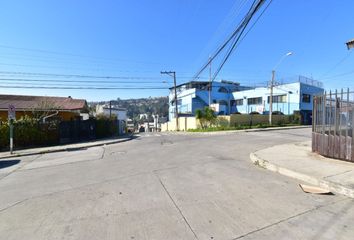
[
  {"xmin": 267, "ymin": 94, "xmax": 287, "ymax": 103},
  {"xmin": 170, "ymin": 99, "xmax": 182, "ymax": 106},
  {"xmin": 302, "ymin": 94, "xmax": 311, "ymax": 103},
  {"xmin": 235, "ymin": 99, "xmax": 243, "ymax": 106},
  {"xmin": 218, "ymin": 87, "xmax": 229, "ymax": 93},
  {"xmin": 247, "ymin": 97, "xmax": 262, "ymax": 105}
]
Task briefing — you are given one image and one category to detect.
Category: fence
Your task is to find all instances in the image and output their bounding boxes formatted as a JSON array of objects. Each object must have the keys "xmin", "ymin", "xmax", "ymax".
[
  {"xmin": 312, "ymin": 89, "xmax": 354, "ymax": 162},
  {"xmin": 0, "ymin": 118, "xmax": 119, "ymax": 150}
]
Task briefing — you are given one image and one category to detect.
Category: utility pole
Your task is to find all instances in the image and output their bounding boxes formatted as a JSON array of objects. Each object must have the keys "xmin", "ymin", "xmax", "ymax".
[
  {"xmin": 208, "ymin": 57, "xmax": 212, "ymax": 106},
  {"xmin": 269, "ymin": 70, "xmax": 275, "ymax": 125},
  {"xmin": 161, "ymin": 71, "xmax": 179, "ymax": 131},
  {"xmin": 109, "ymin": 100, "xmax": 112, "ymax": 118}
]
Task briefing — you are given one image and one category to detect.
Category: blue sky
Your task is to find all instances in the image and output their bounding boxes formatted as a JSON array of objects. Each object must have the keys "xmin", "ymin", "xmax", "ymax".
[{"xmin": 0, "ymin": 0, "xmax": 353, "ymax": 101}]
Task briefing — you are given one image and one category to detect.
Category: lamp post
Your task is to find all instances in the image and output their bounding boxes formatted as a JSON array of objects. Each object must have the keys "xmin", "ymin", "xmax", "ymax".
[
  {"xmin": 161, "ymin": 71, "xmax": 179, "ymax": 131},
  {"xmin": 346, "ymin": 39, "xmax": 354, "ymax": 50},
  {"xmin": 269, "ymin": 52, "xmax": 293, "ymax": 125}
]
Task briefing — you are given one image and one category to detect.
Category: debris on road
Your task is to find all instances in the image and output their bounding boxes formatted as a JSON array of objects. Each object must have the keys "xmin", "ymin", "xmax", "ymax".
[{"xmin": 299, "ymin": 184, "xmax": 333, "ymax": 195}]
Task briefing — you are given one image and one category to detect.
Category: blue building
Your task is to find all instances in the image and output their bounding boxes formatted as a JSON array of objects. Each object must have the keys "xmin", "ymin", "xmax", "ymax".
[
  {"xmin": 168, "ymin": 76, "xmax": 324, "ymax": 124},
  {"xmin": 232, "ymin": 77, "xmax": 324, "ymax": 124},
  {"xmin": 168, "ymin": 80, "xmax": 251, "ymax": 120}
]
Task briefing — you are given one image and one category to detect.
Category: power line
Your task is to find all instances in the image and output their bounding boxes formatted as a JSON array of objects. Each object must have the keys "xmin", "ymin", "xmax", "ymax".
[
  {"xmin": 0, "ymin": 71, "xmax": 207, "ymax": 80},
  {"xmin": 0, "ymin": 81, "xmax": 168, "ymax": 88},
  {"xmin": 0, "ymin": 44, "xmax": 160, "ymax": 65},
  {"xmin": 320, "ymin": 69, "xmax": 354, "ymax": 81},
  {"xmin": 212, "ymin": 0, "xmax": 273, "ymax": 81},
  {"xmin": 0, "ymin": 85, "xmax": 169, "ymax": 90},
  {"xmin": 319, "ymin": 51, "xmax": 353, "ymax": 79},
  {"xmin": 192, "ymin": 0, "xmax": 270, "ymax": 81},
  {"xmin": 194, "ymin": 0, "xmax": 250, "ymax": 66},
  {"xmin": 0, "ymin": 78, "xmax": 165, "ymax": 84}
]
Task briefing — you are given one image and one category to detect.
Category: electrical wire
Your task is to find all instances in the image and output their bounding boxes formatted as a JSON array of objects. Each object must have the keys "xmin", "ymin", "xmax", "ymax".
[
  {"xmin": 192, "ymin": 0, "xmax": 270, "ymax": 81},
  {"xmin": 0, "ymin": 44, "xmax": 160, "ymax": 65},
  {"xmin": 0, "ymin": 85, "xmax": 168, "ymax": 90},
  {"xmin": 192, "ymin": 0, "xmax": 259, "ymax": 80},
  {"xmin": 0, "ymin": 71, "xmax": 208, "ymax": 80},
  {"xmin": 212, "ymin": 0, "xmax": 271, "ymax": 81},
  {"xmin": 0, "ymin": 78, "xmax": 165, "ymax": 84}
]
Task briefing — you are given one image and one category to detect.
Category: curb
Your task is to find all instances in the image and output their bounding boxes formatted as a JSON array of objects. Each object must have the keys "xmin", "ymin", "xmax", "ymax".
[
  {"xmin": 0, "ymin": 136, "xmax": 134, "ymax": 160},
  {"xmin": 244, "ymin": 125, "xmax": 310, "ymax": 133},
  {"xmin": 250, "ymin": 152, "xmax": 354, "ymax": 199},
  {"xmin": 166, "ymin": 125, "xmax": 310, "ymax": 135}
]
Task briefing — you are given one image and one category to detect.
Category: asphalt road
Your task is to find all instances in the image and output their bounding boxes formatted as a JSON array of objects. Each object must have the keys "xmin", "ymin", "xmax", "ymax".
[{"xmin": 0, "ymin": 128, "xmax": 353, "ymax": 240}]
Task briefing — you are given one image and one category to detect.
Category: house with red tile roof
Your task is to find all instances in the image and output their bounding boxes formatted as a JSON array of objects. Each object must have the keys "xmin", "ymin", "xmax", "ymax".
[{"xmin": 0, "ymin": 94, "xmax": 89, "ymax": 122}]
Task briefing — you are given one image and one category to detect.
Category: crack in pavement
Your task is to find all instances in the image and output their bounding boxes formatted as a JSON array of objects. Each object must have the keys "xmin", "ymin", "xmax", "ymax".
[
  {"xmin": 231, "ymin": 198, "xmax": 349, "ymax": 240},
  {"xmin": 154, "ymin": 173, "xmax": 199, "ymax": 240},
  {"xmin": 0, "ymin": 158, "xmax": 228, "ymax": 213},
  {"xmin": 324, "ymin": 170, "xmax": 353, "ymax": 179}
]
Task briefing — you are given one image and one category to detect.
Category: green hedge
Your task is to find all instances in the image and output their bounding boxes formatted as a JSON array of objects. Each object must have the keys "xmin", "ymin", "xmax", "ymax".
[
  {"xmin": 95, "ymin": 116, "xmax": 118, "ymax": 139},
  {"xmin": 0, "ymin": 116, "xmax": 119, "ymax": 151},
  {"xmin": 0, "ymin": 116, "xmax": 60, "ymax": 150}
]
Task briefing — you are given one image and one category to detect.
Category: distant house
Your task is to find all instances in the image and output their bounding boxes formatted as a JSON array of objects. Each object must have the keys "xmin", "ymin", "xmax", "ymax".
[
  {"xmin": 95, "ymin": 104, "xmax": 127, "ymax": 121},
  {"xmin": 0, "ymin": 94, "xmax": 88, "ymax": 122},
  {"xmin": 126, "ymin": 118, "xmax": 135, "ymax": 133},
  {"xmin": 95, "ymin": 104, "xmax": 127, "ymax": 134}
]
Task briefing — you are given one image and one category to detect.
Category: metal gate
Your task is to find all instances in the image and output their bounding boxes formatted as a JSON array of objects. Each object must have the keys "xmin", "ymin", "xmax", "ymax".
[
  {"xmin": 312, "ymin": 89, "xmax": 354, "ymax": 161},
  {"xmin": 59, "ymin": 119, "xmax": 96, "ymax": 144}
]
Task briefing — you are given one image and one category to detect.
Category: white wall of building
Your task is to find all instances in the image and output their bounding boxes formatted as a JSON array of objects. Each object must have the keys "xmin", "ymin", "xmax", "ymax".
[{"xmin": 96, "ymin": 105, "xmax": 127, "ymax": 121}]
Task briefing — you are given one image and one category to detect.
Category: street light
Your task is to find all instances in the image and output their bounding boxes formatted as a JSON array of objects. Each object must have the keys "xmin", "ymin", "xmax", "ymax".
[
  {"xmin": 346, "ymin": 39, "xmax": 354, "ymax": 50},
  {"xmin": 269, "ymin": 51, "xmax": 293, "ymax": 125}
]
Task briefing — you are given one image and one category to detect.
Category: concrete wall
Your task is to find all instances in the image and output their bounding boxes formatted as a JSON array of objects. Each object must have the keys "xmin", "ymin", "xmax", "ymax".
[
  {"xmin": 161, "ymin": 117, "xmax": 200, "ymax": 131},
  {"xmin": 161, "ymin": 114, "xmax": 294, "ymax": 131}
]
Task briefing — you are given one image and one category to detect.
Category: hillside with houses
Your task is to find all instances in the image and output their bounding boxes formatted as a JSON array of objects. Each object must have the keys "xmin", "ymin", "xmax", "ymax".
[{"xmin": 90, "ymin": 96, "xmax": 169, "ymax": 122}]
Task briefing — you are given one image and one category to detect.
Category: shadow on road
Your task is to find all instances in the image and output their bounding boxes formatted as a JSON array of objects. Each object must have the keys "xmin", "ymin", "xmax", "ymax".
[{"xmin": 0, "ymin": 160, "xmax": 21, "ymax": 169}]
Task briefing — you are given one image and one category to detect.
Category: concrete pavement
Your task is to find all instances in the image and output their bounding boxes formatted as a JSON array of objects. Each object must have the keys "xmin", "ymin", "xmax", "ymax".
[
  {"xmin": 250, "ymin": 141, "xmax": 354, "ymax": 198},
  {"xmin": 0, "ymin": 135, "xmax": 133, "ymax": 160},
  {"xmin": 1, "ymin": 129, "xmax": 353, "ymax": 240},
  {"xmin": 0, "ymin": 126, "xmax": 308, "ymax": 159}
]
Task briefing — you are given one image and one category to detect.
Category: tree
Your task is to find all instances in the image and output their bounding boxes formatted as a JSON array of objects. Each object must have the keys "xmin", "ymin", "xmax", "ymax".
[
  {"xmin": 31, "ymin": 100, "xmax": 59, "ymax": 122},
  {"xmin": 195, "ymin": 107, "xmax": 217, "ymax": 129}
]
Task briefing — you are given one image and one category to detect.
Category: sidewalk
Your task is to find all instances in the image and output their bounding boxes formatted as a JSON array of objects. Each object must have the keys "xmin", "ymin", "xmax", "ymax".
[
  {"xmin": 0, "ymin": 135, "xmax": 134, "ymax": 159},
  {"xmin": 250, "ymin": 141, "xmax": 354, "ymax": 198}
]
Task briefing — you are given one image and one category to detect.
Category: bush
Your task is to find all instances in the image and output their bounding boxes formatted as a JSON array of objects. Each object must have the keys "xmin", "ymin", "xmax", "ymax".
[
  {"xmin": 0, "ymin": 122, "xmax": 9, "ymax": 149},
  {"xmin": 196, "ymin": 107, "xmax": 217, "ymax": 129},
  {"xmin": 95, "ymin": 115, "xmax": 118, "ymax": 139},
  {"xmin": 0, "ymin": 116, "xmax": 60, "ymax": 150},
  {"xmin": 288, "ymin": 113, "xmax": 301, "ymax": 124}
]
